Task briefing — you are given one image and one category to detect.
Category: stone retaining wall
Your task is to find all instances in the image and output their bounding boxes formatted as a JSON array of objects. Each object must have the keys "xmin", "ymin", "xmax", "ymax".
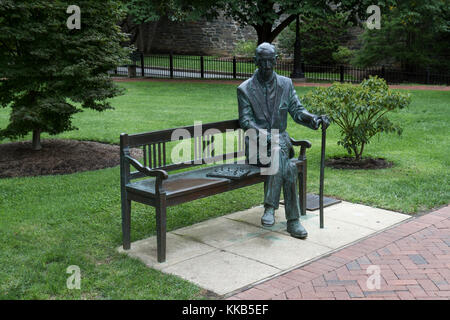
[
  {"xmin": 143, "ymin": 14, "xmax": 256, "ymax": 56},
  {"xmin": 133, "ymin": 14, "xmax": 362, "ymax": 57}
]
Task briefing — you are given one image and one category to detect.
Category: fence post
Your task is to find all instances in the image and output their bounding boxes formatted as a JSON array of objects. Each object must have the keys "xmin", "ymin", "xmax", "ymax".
[
  {"xmin": 381, "ymin": 65, "xmax": 385, "ymax": 79},
  {"xmin": 233, "ymin": 56, "xmax": 237, "ymax": 79},
  {"xmin": 169, "ymin": 53, "xmax": 174, "ymax": 79},
  {"xmin": 200, "ymin": 56, "xmax": 204, "ymax": 79},
  {"xmin": 340, "ymin": 65, "xmax": 344, "ymax": 83},
  {"xmin": 426, "ymin": 67, "xmax": 430, "ymax": 84},
  {"xmin": 140, "ymin": 52, "xmax": 145, "ymax": 77},
  {"xmin": 128, "ymin": 52, "xmax": 137, "ymax": 78}
]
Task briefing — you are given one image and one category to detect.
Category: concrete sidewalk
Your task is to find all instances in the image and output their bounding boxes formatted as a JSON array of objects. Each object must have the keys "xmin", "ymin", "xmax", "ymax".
[
  {"xmin": 228, "ymin": 205, "xmax": 450, "ymax": 300},
  {"xmin": 119, "ymin": 201, "xmax": 411, "ymax": 296}
]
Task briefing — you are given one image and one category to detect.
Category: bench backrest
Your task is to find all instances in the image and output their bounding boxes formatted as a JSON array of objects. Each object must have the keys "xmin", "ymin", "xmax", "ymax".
[{"xmin": 120, "ymin": 119, "xmax": 245, "ymax": 181}]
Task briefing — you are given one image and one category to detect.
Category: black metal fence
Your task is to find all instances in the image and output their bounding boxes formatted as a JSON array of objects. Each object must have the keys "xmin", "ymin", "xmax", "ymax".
[{"xmin": 109, "ymin": 53, "xmax": 450, "ymax": 85}]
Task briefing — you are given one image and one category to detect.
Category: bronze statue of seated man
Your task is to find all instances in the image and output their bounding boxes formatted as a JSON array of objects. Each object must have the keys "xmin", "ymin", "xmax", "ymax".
[{"xmin": 237, "ymin": 42, "xmax": 329, "ymax": 239}]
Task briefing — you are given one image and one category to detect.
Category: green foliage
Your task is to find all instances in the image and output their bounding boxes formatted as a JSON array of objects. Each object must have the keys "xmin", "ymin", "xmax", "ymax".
[
  {"xmin": 124, "ymin": 0, "xmax": 220, "ymax": 24},
  {"xmin": 353, "ymin": 0, "xmax": 450, "ymax": 72},
  {"xmin": 277, "ymin": 12, "xmax": 350, "ymax": 65},
  {"xmin": 0, "ymin": 0, "xmax": 131, "ymax": 146},
  {"xmin": 332, "ymin": 46, "xmax": 355, "ymax": 65},
  {"xmin": 302, "ymin": 76, "xmax": 411, "ymax": 160},
  {"xmin": 232, "ymin": 40, "xmax": 257, "ymax": 57},
  {"xmin": 124, "ymin": 0, "xmax": 355, "ymax": 44}
]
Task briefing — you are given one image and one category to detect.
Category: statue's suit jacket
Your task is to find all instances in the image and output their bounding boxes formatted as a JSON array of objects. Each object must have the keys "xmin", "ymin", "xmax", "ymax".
[{"xmin": 237, "ymin": 71, "xmax": 316, "ymax": 163}]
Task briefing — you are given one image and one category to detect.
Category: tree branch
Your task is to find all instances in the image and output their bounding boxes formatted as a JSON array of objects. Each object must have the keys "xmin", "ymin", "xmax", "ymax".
[{"xmin": 270, "ymin": 14, "xmax": 296, "ymax": 40}]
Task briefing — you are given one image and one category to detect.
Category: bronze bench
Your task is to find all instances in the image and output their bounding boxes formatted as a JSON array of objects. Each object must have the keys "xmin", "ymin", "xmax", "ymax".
[{"xmin": 120, "ymin": 119, "xmax": 311, "ymax": 262}]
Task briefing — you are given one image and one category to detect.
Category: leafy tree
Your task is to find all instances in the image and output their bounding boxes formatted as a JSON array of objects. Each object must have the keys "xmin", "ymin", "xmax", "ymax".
[
  {"xmin": 278, "ymin": 12, "xmax": 350, "ymax": 64},
  {"xmin": 124, "ymin": 0, "xmax": 354, "ymax": 45},
  {"xmin": 302, "ymin": 76, "xmax": 411, "ymax": 161},
  {"xmin": 124, "ymin": 0, "xmax": 219, "ymax": 23},
  {"xmin": 331, "ymin": 0, "xmax": 393, "ymax": 25},
  {"xmin": 217, "ymin": 0, "xmax": 329, "ymax": 44},
  {"xmin": 353, "ymin": 0, "xmax": 450, "ymax": 72},
  {"xmin": 0, "ymin": 0, "xmax": 131, "ymax": 150},
  {"xmin": 120, "ymin": 0, "xmax": 222, "ymax": 52}
]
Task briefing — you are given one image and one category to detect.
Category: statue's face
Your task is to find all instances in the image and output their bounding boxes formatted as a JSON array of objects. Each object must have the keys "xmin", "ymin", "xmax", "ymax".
[{"xmin": 255, "ymin": 51, "xmax": 277, "ymax": 80}]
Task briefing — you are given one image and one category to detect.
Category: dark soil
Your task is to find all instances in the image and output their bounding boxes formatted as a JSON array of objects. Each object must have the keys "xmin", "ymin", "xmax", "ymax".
[
  {"xmin": 0, "ymin": 139, "xmax": 142, "ymax": 178},
  {"xmin": 325, "ymin": 156, "xmax": 393, "ymax": 170}
]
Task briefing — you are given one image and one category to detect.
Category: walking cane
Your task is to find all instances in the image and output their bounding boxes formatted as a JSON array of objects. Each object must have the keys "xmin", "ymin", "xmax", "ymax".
[{"xmin": 319, "ymin": 119, "xmax": 327, "ymax": 229}]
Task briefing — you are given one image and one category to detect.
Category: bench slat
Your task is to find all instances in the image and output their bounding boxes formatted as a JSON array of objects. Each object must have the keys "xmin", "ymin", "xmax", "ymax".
[
  {"xmin": 158, "ymin": 143, "xmax": 162, "ymax": 167},
  {"xmin": 125, "ymin": 119, "xmax": 240, "ymax": 148},
  {"xmin": 163, "ymin": 143, "xmax": 166, "ymax": 166},
  {"xmin": 152, "ymin": 143, "xmax": 157, "ymax": 169}
]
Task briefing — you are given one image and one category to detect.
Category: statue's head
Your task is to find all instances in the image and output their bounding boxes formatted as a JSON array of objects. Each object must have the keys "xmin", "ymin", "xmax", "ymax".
[{"xmin": 254, "ymin": 42, "xmax": 277, "ymax": 81}]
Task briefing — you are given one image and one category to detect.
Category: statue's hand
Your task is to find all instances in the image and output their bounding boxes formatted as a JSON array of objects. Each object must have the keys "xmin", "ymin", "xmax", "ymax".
[
  {"xmin": 319, "ymin": 115, "xmax": 330, "ymax": 130},
  {"xmin": 312, "ymin": 115, "xmax": 330, "ymax": 130},
  {"xmin": 312, "ymin": 115, "xmax": 321, "ymax": 130}
]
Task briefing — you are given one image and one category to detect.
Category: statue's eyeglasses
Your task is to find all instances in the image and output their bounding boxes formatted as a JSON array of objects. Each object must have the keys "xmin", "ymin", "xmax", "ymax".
[{"xmin": 256, "ymin": 57, "xmax": 277, "ymax": 67}]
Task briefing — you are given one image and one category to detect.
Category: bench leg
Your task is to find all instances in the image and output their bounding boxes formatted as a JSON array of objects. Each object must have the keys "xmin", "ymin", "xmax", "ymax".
[
  {"xmin": 156, "ymin": 196, "xmax": 167, "ymax": 263},
  {"xmin": 122, "ymin": 198, "xmax": 131, "ymax": 250},
  {"xmin": 299, "ymin": 162, "xmax": 307, "ymax": 216}
]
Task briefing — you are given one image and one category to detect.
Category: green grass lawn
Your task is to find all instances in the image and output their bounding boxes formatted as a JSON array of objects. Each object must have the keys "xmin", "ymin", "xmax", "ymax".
[{"xmin": 0, "ymin": 81, "xmax": 449, "ymax": 299}]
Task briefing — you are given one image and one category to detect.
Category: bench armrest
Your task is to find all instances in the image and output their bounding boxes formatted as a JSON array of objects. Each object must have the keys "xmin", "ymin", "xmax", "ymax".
[
  {"xmin": 290, "ymin": 138, "xmax": 312, "ymax": 160},
  {"xmin": 125, "ymin": 155, "xmax": 168, "ymax": 180},
  {"xmin": 290, "ymin": 139, "xmax": 312, "ymax": 148}
]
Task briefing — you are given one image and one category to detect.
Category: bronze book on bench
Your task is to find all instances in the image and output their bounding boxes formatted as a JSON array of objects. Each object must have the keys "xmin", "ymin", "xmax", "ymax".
[{"xmin": 206, "ymin": 166, "xmax": 251, "ymax": 180}]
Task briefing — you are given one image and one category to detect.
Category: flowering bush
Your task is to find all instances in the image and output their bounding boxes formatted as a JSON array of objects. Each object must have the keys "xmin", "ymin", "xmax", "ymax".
[{"xmin": 302, "ymin": 76, "xmax": 411, "ymax": 160}]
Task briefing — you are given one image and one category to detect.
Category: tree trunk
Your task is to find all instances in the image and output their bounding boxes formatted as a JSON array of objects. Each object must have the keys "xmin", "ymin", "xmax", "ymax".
[
  {"xmin": 254, "ymin": 15, "xmax": 297, "ymax": 45},
  {"xmin": 291, "ymin": 14, "xmax": 304, "ymax": 78},
  {"xmin": 352, "ymin": 145, "xmax": 359, "ymax": 161},
  {"xmin": 119, "ymin": 16, "xmax": 159, "ymax": 53},
  {"xmin": 137, "ymin": 21, "xmax": 158, "ymax": 53},
  {"xmin": 357, "ymin": 143, "xmax": 365, "ymax": 161},
  {"xmin": 119, "ymin": 16, "xmax": 139, "ymax": 47},
  {"xmin": 32, "ymin": 129, "xmax": 42, "ymax": 151},
  {"xmin": 255, "ymin": 23, "xmax": 275, "ymax": 44}
]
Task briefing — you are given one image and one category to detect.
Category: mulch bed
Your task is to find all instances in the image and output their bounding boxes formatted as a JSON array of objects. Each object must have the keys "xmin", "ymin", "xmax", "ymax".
[
  {"xmin": 0, "ymin": 139, "xmax": 394, "ymax": 177},
  {"xmin": 325, "ymin": 156, "xmax": 393, "ymax": 170},
  {"xmin": 0, "ymin": 139, "xmax": 142, "ymax": 178}
]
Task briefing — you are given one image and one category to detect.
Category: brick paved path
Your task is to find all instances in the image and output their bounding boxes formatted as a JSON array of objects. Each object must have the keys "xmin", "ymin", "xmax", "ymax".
[{"xmin": 227, "ymin": 206, "xmax": 450, "ymax": 300}]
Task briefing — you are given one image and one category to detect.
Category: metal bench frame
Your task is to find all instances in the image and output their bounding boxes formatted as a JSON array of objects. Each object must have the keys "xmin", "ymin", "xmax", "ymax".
[{"xmin": 120, "ymin": 119, "xmax": 311, "ymax": 262}]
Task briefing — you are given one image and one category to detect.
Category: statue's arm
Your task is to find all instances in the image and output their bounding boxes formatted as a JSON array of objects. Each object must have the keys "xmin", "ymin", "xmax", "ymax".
[
  {"xmin": 237, "ymin": 87, "xmax": 260, "ymax": 131},
  {"xmin": 287, "ymin": 80, "xmax": 319, "ymax": 130}
]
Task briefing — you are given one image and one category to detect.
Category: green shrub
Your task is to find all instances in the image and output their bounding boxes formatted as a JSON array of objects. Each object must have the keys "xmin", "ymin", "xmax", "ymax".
[
  {"xmin": 301, "ymin": 76, "xmax": 411, "ymax": 160},
  {"xmin": 332, "ymin": 46, "xmax": 355, "ymax": 65},
  {"xmin": 233, "ymin": 40, "xmax": 257, "ymax": 58}
]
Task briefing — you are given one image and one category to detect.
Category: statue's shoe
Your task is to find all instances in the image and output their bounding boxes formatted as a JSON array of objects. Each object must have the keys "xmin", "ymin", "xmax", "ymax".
[
  {"xmin": 287, "ymin": 219, "xmax": 308, "ymax": 239},
  {"xmin": 261, "ymin": 207, "xmax": 275, "ymax": 227}
]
